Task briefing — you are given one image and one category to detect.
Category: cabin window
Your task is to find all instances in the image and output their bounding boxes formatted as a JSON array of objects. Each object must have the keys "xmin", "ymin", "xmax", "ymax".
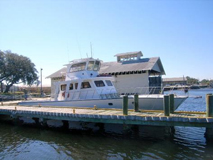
[
  {"xmin": 105, "ymin": 80, "xmax": 113, "ymax": 86},
  {"xmin": 81, "ymin": 82, "xmax": 91, "ymax": 89},
  {"xmin": 69, "ymin": 62, "xmax": 86, "ymax": 72},
  {"xmin": 75, "ymin": 83, "xmax": 78, "ymax": 90},
  {"xmin": 61, "ymin": 84, "xmax": 67, "ymax": 91},
  {"xmin": 87, "ymin": 61, "xmax": 94, "ymax": 70},
  {"xmin": 93, "ymin": 61, "xmax": 100, "ymax": 71},
  {"xmin": 94, "ymin": 80, "xmax": 105, "ymax": 87},
  {"xmin": 69, "ymin": 84, "xmax": 73, "ymax": 90}
]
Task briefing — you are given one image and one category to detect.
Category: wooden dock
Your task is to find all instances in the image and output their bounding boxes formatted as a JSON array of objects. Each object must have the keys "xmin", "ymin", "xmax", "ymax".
[
  {"xmin": 1, "ymin": 94, "xmax": 213, "ymax": 140},
  {"xmin": 0, "ymin": 105, "xmax": 212, "ymax": 128}
]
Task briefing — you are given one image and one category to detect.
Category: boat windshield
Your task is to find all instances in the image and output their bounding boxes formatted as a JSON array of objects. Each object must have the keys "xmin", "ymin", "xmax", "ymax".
[
  {"xmin": 70, "ymin": 62, "xmax": 86, "ymax": 72},
  {"xmin": 93, "ymin": 61, "xmax": 100, "ymax": 71},
  {"xmin": 87, "ymin": 60, "xmax": 100, "ymax": 71},
  {"xmin": 87, "ymin": 61, "xmax": 94, "ymax": 70}
]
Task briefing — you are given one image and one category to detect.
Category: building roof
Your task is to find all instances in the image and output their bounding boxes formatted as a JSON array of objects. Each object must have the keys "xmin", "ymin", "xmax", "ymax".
[
  {"xmin": 46, "ymin": 67, "xmax": 66, "ymax": 79},
  {"xmin": 163, "ymin": 77, "xmax": 187, "ymax": 82},
  {"xmin": 99, "ymin": 57, "xmax": 165, "ymax": 75},
  {"xmin": 46, "ymin": 57, "xmax": 165, "ymax": 79},
  {"xmin": 114, "ymin": 51, "xmax": 143, "ymax": 57}
]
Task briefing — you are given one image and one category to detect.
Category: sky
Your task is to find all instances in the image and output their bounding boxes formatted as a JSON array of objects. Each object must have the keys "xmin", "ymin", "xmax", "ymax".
[{"xmin": 0, "ymin": 0, "xmax": 212, "ymax": 86}]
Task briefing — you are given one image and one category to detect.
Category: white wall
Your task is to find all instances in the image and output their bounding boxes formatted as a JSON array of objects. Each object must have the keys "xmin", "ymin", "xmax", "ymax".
[{"xmin": 113, "ymin": 72, "xmax": 149, "ymax": 94}]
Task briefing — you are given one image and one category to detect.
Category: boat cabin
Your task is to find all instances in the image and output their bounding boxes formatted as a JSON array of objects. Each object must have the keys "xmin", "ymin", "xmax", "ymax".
[
  {"xmin": 54, "ymin": 58, "xmax": 118, "ymax": 101},
  {"xmin": 65, "ymin": 58, "xmax": 101, "ymax": 80}
]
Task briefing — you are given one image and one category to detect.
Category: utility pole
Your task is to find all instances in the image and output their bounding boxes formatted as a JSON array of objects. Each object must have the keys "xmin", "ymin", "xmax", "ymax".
[{"xmin": 41, "ymin": 68, "xmax": 43, "ymax": 97}]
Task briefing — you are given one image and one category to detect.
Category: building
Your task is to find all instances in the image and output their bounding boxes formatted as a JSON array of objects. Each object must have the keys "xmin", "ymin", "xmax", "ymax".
[
  {"xmin": 162, "ymin": 77, "xmax": 187, "ymax": 86},
  {"xmin": 47, "ymin": 51, "xmax": 165, "ymax": 96}
]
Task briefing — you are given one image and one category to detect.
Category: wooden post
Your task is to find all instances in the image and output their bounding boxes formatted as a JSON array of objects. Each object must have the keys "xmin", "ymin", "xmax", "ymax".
[
  {"xmin": 62, "ymin": 120, "xmax": 69, "ymax": 130},
  {"xmin": 32, "ymin": 117, "xmax": 40, "ymax": 126},
  {"xmin": 205, "ymin": 128, "xmax": 213, "ymax": 141},
  {"xmin": 123, "ymin": 95, "xmax": 128, "ymax": 115},
  {"xmin": 164, "ymin": 95, "xmax": 170, "ymax": 116},
  {"xmin": 134, "ymin": 94, "xmax": 139, "ymax": 112},
  {"xmin": 169, "ymin": 94, "xmax": 174, "ymax": 113},
  {"xmin": 206, "ymin": 94, "xmax": 213, "ymax": 117},
  {"xmin": 1, "ymin": 98, "xmax": 3, "ymax": 106},
  {"xmin": 41, "ymin": 118, "xmax": 48, "ymax": 128}
]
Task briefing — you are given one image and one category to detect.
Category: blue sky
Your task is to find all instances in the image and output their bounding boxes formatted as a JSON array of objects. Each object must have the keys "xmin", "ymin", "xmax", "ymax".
[{"xmin": 0, "ymin": 0, "xmax": 212, "ymax": 86}]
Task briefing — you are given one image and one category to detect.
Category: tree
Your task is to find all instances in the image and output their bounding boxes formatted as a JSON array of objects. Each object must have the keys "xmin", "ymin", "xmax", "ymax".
[
  {"xmin": 200, "ymin": 79, "xmax": 210, "ymax": 85},
  {"xmin": 0, "ymin": 50, "xmax": 6, "ymax": 82},
  {"xmin": 0, "ymin": 50, "xmax": 38, "ymax": 93},
  {"xmin": 186, "ymin": 76, "xmax": 199, "ymax": 85}
]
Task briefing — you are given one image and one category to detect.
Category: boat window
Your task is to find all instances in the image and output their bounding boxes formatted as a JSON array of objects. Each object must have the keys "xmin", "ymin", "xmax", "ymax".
[
  {"xmin": 69, "ymin": 62, "xmax": 86, "ymax": 72},
  {"xmin": 74, "ymin": 83, "xmax": 78, "ymax": 90},
  {"xmin": 87, "ymin": 61, "xmax": 94, "ymax": 70},
  {"xmin": 106, "ymin": 80, "xmax": 113, "ymax": 86},
  {"xmin": 93, "ymin": 61, "xmax": 100, "ymax": 71},
  {"xmin": 94, "ymin": 80, "xmax": 105, "ymax": 87},
  {"xmin": 61, "ymin": 84, "xmax": 67, "ymax": 91},
  {"xmin": 81, "ymin": 82, "xmax": 91, "ymax": 89},
  {"xmin": 69, "ymin": 84, "xmax": 73, "ymax": 90}
]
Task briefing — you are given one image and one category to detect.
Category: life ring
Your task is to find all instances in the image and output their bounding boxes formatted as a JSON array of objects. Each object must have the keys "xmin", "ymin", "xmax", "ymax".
[{"xmin": 62, "ymin": 92, "xmax": 69, "ymax": 98}]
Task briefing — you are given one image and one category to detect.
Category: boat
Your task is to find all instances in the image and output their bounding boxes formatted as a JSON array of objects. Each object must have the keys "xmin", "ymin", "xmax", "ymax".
[{"xmin": 18, "ymin": 58, "xmax": 187, "ymax": 110}]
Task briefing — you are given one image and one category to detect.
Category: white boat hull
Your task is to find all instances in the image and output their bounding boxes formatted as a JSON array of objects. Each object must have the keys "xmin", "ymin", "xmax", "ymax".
[{"xmin": 18, "ymin": 95, "xmax": 187, "ymax": 110}]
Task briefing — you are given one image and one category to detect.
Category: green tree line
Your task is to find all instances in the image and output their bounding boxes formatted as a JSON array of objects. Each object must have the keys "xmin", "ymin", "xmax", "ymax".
[
  {"xmin": 0, "ymin": 50, "xmax": 38, "ymax": 93},
  {"xmin": 186, "ymin": 76, "xmax": 213, "ymax": 86}
]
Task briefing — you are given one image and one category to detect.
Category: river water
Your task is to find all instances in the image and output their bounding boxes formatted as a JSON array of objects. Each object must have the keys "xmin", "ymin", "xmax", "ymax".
[{"xmin": 0, "ymin": 89, "xmax": 213, "ymax": 160}]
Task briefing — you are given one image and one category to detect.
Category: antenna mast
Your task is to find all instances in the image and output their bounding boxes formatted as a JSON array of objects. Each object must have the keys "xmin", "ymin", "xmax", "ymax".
[{"xmin": 90, "ymin": 42, "xmax": 93, "ymax": 58}]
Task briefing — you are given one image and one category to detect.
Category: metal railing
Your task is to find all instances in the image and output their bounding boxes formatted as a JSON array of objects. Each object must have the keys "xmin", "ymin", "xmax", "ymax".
[
  {"xmin": 116, "ymin": 86, "xmax": 188, "ymax": 97},
  {"xmin": 56, "ymin": 88, "xmax": 119, "ymax": 100},
  {"xmin": 50, "ymin": 86, "xmax": 188, "ymax": 101}
]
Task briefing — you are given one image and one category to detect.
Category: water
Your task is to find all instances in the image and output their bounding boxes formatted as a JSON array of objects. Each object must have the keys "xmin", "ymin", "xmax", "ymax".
[
  {"xmin": 167, "ymin": 88, "xmax": 212, "ymax": 112},
  {"xmin": 0, "ymin": 89, "xmax": 213, "ymax": 160}
]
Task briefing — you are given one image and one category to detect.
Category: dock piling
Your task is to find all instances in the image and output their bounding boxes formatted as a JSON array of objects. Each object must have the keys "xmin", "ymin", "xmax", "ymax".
[
  {"xmin": 206, "ymin": 94, "xmax": 213, "ymax": 117},
  {"xmin": 164, "ymin": 95, "xmax": 170, "ymax": 116},
  {"xmin": 123, "ymin": 95, "xmax": 128, "ymax": 115},
  {"xmin": 169, "ymin": 94, "xmax": 174, "ymax": 113},
  {"xmin": 134, "ymin": 94, "xmax": 139, "ymax": 112}
]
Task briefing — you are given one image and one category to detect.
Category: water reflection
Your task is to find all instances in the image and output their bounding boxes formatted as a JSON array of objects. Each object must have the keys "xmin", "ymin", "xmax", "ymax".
[
  {"xmin": 0, "ymin": 122, "xmax": 213, "ymax": 160},
  {"xmin": 1, "ymin": 88, "xmax": 213, "ymax": 159}
]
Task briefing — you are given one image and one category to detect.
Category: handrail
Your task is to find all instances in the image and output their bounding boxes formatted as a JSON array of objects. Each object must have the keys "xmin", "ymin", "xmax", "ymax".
[
  {"xmin": 53, "ymin": 86, "xmax": 188, "ymax": 101},
  {"xmin": 57, "ymin": 87, "xmax": 119, "ymax": 100}
]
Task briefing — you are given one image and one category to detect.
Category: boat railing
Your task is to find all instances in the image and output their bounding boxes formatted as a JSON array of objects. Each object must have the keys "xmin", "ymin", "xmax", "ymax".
[
  {"xmin": 116, "ymin": 86, "xmax": 188, "ymax": 97},
  {"xmin": 162, "ymin": 85, "xmax": 190, "ymax": 97},
  {"xmin": 116, "ymin": 86, "xmax": 162, "ymax": 95},
  {"xmin": 55, "ymin": 86, "xmax": 189, "ymax": 101},
  {"xmin": 58, "ymin": 88, "xmax": 120, "ymax": 100}
]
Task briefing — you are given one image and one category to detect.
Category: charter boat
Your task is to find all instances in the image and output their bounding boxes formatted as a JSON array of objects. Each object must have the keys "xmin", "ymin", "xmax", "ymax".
[{"xmin": 18, "ymin": 58, "xmax": 187, "ymax": 110}]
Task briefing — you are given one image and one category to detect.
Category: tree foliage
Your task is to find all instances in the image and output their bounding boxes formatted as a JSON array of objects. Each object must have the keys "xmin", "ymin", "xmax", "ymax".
[
  {"xmin": 186, "ymin": 76, "xmax": 213, "ymax": 86},
  {"xmin": 0, "ymin": 50, "xmax": 38, "ymax": 93},
  {"xmin": 186, "ymin": 76, "xmax": 199, "ymax": 85}
]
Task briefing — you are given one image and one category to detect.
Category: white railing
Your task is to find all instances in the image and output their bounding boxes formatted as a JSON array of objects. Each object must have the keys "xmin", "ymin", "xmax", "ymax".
[
  {"xmin": 52, "ymin": 86, "xmax": 189, "ymax": 101},
  {"xmin": 116, "ymin": 86, "xmax": 189, "ymax": 97},
  {"xmin": 56, "ymin": 88, "xmax": 120, "ymax": 101},
  {"xmin": 116, "ymin": 86, "xmax": 162, "ymax": 95}
]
